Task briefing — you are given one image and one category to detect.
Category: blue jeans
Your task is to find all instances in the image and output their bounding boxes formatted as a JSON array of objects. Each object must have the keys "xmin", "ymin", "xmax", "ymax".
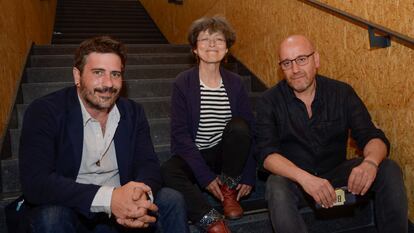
[
  {"xmin": 27, "ymin": 187, "xmax": 189, "ymax": 233},
  {"xmin": 265, "ymin": 158, "xmax": 408, "ymax": 233}
]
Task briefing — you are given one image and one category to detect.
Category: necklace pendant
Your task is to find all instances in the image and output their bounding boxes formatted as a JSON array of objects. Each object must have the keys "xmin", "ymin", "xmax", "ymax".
[{"xmin": 96, "ymin": 160, "xmax": 101, "ymax": 167}]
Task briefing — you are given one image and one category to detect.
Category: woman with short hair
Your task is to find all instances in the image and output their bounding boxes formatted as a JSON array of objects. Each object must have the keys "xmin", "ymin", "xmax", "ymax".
[{"xmin": 161, "ymin": 16, "xmax": 256, "ymax": 233}]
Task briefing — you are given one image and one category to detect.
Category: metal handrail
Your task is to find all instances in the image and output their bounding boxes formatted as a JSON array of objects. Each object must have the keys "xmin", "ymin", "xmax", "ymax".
[{"xmin": 301, "ymin": 0, "xmax": 414, "ymax": 48}]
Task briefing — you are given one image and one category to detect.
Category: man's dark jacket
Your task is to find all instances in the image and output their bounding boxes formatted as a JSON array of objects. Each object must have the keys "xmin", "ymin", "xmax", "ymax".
[{"xmin": 19, "ymin": 86, "xmax": 161, "ymax": 217}]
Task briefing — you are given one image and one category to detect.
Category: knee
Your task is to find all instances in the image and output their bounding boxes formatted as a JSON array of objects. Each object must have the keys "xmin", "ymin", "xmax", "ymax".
[
  {"xmin": 156, "ymin": 187, "xmax": 186, "ymax": 210},
  {"xmin": 378, "ymin": 159, "xmax": 403, "ymax": 181},
  {"xmin": 29, "ymin": 205, "xmax": 77, "ymax": 232},
  {"xmin": 161, "ymin": 158, "xmax": 182, "ymax": 184},
  {"xmin": 160, "ymin": 160, "xmax": 171, "ymax": 181},
  {"xmin": 265, "ymin": 175, "xmax": 295, "ymax": 202},
  {"xmin": 226, "ymin": 117, "xmax": 250, "ymax": 135},
  {"xmin": 379, "ymin": 159, "xmax": 402, "ymax": 172},
  {"xmin": 376, "ymin": 159, "xmax": 404, "ymax": 188}
]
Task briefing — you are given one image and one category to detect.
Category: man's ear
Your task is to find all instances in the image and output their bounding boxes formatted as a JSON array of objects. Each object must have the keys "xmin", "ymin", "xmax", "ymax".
[
  {"xmin": 73, "ymin": 67, "xmax": 81, "ymax": 87},
  {"xmin": 313, "ymin": 51, "xmax": 320, "ymax": 69}
]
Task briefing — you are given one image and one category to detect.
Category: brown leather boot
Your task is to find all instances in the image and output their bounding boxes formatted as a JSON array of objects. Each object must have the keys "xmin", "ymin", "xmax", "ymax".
[
  {"xmin": 220, "ymin": 185, "xmax": 243, "ymax": 219},
  {"xmin": 207, "ymin": 220, "xmax": 232, "ymax": 233}
]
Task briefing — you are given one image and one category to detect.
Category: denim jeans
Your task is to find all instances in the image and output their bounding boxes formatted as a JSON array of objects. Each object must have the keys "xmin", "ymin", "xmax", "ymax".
[
  {"xmin": 265, "ymin": 158, "xmax": 408, "ymax": 233},
  {"xmin": 27, "ymin": 187, "xmax": 189, "ymax": 233}
]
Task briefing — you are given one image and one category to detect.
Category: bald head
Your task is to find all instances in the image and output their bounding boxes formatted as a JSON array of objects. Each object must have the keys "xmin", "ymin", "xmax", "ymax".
[
  {"xmin": 277, "ymin": 35, "xmax": 320, "ymax": 95},
  {"xmin": 279, "ymin": 35, "xmax": 315, "ymax": 60}
]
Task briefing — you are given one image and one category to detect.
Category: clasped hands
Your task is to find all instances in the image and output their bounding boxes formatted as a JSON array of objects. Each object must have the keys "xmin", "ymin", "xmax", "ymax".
[
  {"xmin": 299, "ymin": 160, "xmax": 378, "ymax": 208},
  {"xmin": 111, "ymin": 181, "xmax": 158, "ymax": 228}
]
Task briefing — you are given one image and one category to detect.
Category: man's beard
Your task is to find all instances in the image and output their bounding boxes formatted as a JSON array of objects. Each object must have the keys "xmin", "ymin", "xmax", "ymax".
[{"xmin": 80, "ymin": 85, "xmax": 120, "ymax": 111}]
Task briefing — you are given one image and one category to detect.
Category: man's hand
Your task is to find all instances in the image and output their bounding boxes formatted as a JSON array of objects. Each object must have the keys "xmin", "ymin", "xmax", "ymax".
[
  {"xmin": 115, "ymin": 199, "xmax": 158, "ymax": 229},
  {"xmin": 111, "ymin": 181, "xmax": 158, "ymax": 228},
  {"xmin": 115, "ymin": 199, "xmax": 157, "ymax": 228},
  {"xmin": 236, "ymin": 184, "xmax": 252, "ymax": 201},
  {"xmin": 348, "ymin": 160, "xmax": 378, "ymax": 195},
  {"xmin": 298, "ymin": 174, "xmax": 336, "ymax": 208},
  {"xmin": 206, "ymin": 177, "xmax": 224, "ymax": 201}
]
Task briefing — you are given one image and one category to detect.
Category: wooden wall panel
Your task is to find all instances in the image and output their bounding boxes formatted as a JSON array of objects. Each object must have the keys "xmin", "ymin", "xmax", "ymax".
[
  {"xmin": 319, "ymin": 0, "xmax": 414, "ymax": 38},
  {"xmin": 140, "ymin": 0, "xmax": 414, "ymax": 220},
  {"xmin": 0, "ymin": 0, "xmax": 56, "ymax": 144}
]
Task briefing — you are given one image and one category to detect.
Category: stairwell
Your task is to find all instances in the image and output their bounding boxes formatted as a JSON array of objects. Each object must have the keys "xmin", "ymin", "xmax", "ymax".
[
  {"xmin": 0, "ymin": 0, "xmax": 270, "ymax": 232},
  {"xmin": 0, "ymin": 0, "xmax": 396, "ymax": 232}
]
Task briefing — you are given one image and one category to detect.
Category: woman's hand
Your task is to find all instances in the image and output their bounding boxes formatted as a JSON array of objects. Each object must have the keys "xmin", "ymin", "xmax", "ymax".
[
  {"xmin": 206, "ymin": 177, "xmax": 224, "ymax": 201},
  {"xmin": 236, "ymin": 184, "xmax": 252, "ymax": 201}
]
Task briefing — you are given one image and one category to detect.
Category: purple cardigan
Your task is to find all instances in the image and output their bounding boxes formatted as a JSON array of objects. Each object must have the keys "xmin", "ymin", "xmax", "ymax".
[{"xmin": 170, "ymin": 66, "xmax": 256, "ymax": 188}]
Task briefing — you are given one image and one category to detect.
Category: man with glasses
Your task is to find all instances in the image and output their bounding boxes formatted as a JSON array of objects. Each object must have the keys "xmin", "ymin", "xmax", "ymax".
[{"xmin": 256, "ymin": 35, "xmax": 408, "ymax": 233}]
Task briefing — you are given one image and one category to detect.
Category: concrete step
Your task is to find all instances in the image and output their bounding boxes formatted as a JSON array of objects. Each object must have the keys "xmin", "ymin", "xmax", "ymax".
[
  {"xmin": 21, "ymin": 76, "xmax": 251, "ymax": 103},
  {"xmin": 55, "ymin": 18, "xmax": 156, "ymax": 24},
  {"xmin": 52, "ymin": 38, "xmax": 168, "ymax": 44},
  {"xmin": 154, "ymin": 144, "xmax": 171, "ymax": 163},
  {"xmin": 56, "ymin": 6, "xmax": 144, "ymax": 10},
  {"xmin": 52, "ymin": 33, "xmax": 165, "ymax": 40},
  {"xmin": 54, "ymin": 22, "xmax": 158, "ymax": 29},
  {"xmin": 56, "ymin": 4, "xmax": 145, "ymax": 9},
  {"xmin": 55, "ymin": 12, "xmax": 150, "ymax": 18},
  {"xmin": 53, "ymin": 27, "xmax": 161, "ymax": 34},
  {"xmin": 54, "ymin": 22, "xmax": 158, "ymax": 28},
  {"xmin": 31, "ymin": 44, "xmax": 190, "ymax": 55},
  {"xmin": 0, "ymin": 158, "xmax": 21, "ymax": 193},
  {"xmin": 55, "ymin": 21, "xmax": 156, "ymax": 27},
  {"xmin": 30, "ymin": 53, "xmax": 194, "ymax": 67},
  {"xmin": 25, "ymin": 64, "xmax": 193, "ymax": 82},
  {"xmin": 56, "ymin": 3, "xmax": 145, "ymax": 8},
  {"xmin": 52, "ymin": 38, "xmax": 167, "ymax": 44},
  {"xmin": 0, "ymin": 193, "xmax": 20, "ymax": 233},
  {"xmin": 54, "ymin": 13, "xmax": 151, "ymax": 19}
]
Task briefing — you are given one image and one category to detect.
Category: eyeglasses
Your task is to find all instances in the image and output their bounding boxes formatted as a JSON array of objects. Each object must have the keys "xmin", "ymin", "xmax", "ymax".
[
  {"xmin": 278, "ymin": 52, "xmax": 315, "ymax": 70},
  {"xmin": 197, "ymin": 37, "xmax": 226, "ymax": 45}
]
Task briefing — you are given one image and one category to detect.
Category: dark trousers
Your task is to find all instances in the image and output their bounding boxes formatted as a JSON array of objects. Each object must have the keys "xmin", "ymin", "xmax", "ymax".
[
  {"xmin": 161, "ymin": 117, "xmax": 251, "ymax": 223},
  {"xmin": 25, "ymin": 188, "xmax": 189, "ymax": 233},
  {"xmin": 265, "ymin": 158, "xmax": 408, "ymax": 233}
]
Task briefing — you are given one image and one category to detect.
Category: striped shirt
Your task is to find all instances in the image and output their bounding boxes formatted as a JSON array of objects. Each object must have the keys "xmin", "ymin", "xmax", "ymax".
[{"xmin": 195, "ymin": 79, "xmax": 232, "ymax": 150}]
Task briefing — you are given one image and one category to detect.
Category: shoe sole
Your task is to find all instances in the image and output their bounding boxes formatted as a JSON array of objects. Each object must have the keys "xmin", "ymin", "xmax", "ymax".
[{"xmin": 225, "ymin": 214, "xmax": 243, "ymax": 220}]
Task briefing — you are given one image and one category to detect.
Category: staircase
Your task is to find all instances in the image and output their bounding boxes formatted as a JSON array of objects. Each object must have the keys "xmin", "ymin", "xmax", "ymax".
[
  {"xmin": 1, "ymin": 0, "xmax": 407, "ymax": 232},
  {"xmin": 52, "ymin": 0, "xmax": 167, "ymax": 44},
  {"xmin": 0, "ymin": 0, "xmax": 270, "ymax": 232}
]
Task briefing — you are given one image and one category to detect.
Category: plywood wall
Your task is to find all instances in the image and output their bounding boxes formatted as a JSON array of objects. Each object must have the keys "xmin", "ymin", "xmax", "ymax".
[
  {"xmin": 139, "ymin": 0, "xmax": 414, "ymax": 220},
  {"xmin": 0, "ymin": 0, "xmax": 56, "ymax": 144}
]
